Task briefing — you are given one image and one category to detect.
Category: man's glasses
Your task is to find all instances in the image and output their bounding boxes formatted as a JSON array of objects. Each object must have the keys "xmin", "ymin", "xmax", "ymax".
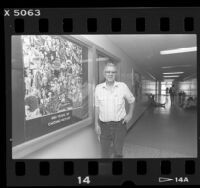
[{"xmin": 105, "ymin": 71, "xmax": 117, "ymax": 74}]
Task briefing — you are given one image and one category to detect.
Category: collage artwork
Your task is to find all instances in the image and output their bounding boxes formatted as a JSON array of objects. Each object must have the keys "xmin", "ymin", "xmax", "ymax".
[{"xmin": 22, "ymin": 35, "xmax": 84, "ymax": 120}]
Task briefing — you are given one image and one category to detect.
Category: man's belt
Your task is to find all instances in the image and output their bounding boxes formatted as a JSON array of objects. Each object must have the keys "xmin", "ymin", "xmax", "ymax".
[{"xmin": 99, "ymin": 119, "xmax": 126, "ymax": 124}]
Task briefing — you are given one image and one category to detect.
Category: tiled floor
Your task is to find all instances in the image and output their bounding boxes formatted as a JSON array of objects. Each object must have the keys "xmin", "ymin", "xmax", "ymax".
[
  {"xmin": 124, "ymin": 95, "xmax": 197, "ymax": 158},
  {"xmin": 25, "ymin": 95, "xmax": 197, "ymax": 159}
]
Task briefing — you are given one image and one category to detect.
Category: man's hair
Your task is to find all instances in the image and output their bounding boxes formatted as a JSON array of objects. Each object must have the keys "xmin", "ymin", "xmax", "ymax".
[{"xmin": 103, "ymin": 62, "xmax": 117, "ymax": 73}]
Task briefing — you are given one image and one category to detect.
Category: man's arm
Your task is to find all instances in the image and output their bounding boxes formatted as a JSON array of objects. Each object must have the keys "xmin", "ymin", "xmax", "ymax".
[
  {"xmin": 128, "ymin": 102, "xmax": 135, "ymax": 117},
  {"xmin": 95, "ymin": 106, "xmax": 101, "ymax": 135},
  {"xmin": 94, "ymin": 86, "xmax": 101, "ymax": 135},
  {"xmin": 95, "ymin": 106, "xmax": 99, "ymax": 126},
  {"xmin": 123, "ymin": 83, "xmax": 135, "ymax": 124},
  {"xmin": 123, "ymin": 102, "xmax": 135, "ymax": 124}
]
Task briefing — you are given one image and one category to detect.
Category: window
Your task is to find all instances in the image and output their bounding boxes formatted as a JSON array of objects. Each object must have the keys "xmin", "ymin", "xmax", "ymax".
[{"xmin": 161, "ymin": 82, "xmax": 172, "ymax": 95}]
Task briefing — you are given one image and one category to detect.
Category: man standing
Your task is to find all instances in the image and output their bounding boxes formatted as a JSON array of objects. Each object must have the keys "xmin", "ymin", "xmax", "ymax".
[
  {"xmin": 95, "ymin": 63, "xmax": 135, "ymax": 158},
  {"xmin": 169, "ymin": 84, "xmax": 176, "ymax": 105}
]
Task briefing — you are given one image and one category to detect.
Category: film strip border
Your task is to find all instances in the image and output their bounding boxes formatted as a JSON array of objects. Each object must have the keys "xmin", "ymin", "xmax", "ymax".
[
  {"xmin": 12, "ymin": 16, "xmax": 195, "ymax": 33},
  {"xmin": 8, "ymin": 159, "xmax": 200, "ymax": 186},
  {"xmin": 4, "ymin": 8, "xmax": 200, "ymax": 34},
  {"xmin": 13, "ymin": 160, "xmax": 196, "ymax": 176},
  {"xmin": 4, "ymin": 8, "xmax": 200, "ymax": 186}
]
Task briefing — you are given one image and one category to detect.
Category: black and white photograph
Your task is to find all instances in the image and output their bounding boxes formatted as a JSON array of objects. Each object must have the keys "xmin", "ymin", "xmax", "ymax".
[{"xmin": 12, "ymin": 34, "xmax": 197, "ymax": 159}]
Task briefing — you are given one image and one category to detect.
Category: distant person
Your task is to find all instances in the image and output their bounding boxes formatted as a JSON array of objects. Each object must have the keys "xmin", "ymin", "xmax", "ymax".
[
  {"xmin": 169, "ymin": 85, "xmax": 176, "ymax": 105},
  {"xmin": 95, "ymin": 63, "xmax": 135, "ymax": 158},
  {"xmin": 166, "ymin": 87, "xmax": 169, "ymax": 96},
  {"xmin": 181, "ymin": 91, "xmax": 186, "ymax": 106},
  {"xmin": 178, "ymin": 90, "xmax": 182, "ymax": 106},
  {"xmin": 178, "ymin": 90, "xmax": 186, "ymax": 106}
]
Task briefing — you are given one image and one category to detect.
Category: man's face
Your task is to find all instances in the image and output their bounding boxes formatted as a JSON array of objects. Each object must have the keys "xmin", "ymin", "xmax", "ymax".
[{"xmin": 104, "ymin": 65, "xmax": 117, "ymax": 83}]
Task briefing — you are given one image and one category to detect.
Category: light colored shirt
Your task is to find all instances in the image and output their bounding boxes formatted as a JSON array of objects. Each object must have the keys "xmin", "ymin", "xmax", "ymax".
[{"xmin": 95, "ymin": 81, "xmax": 135, "ymax": 122}]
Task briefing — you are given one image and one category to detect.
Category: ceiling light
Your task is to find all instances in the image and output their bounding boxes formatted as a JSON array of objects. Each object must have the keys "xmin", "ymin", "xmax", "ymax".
[
  {"xmin": 162, "ymin": 72, "xmax": 184, "ymax": 75},
  {"xmin": 163, "ymin": 79, "xmax": 174, "ymax": 82},
  {"xmin": 163, "ymin": 75, "xmax": 180, "ymax": 78},
  {"xmin": 160, "ymin": 47, "xmax": 197, "ymax": 55},
  {"xmin": 161, "ymin": 65, "xmax": 192, "ymax": 69}
]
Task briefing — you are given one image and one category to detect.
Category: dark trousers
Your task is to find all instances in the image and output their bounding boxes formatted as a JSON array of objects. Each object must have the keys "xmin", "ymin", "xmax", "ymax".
[
  {"xmin": 99, "ymin": 120, "xmax": 127, "ymax": 158},
  {"xmin": 170, "ymin": 94, "xmax": 175, "ymax": 105}
]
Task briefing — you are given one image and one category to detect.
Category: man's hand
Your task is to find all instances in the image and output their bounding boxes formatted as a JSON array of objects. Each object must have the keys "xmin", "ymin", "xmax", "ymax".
[
  {"xmin": 122, "ymin": 114, "xmax": 132, "ymax": 124},
  {"xmin": 95, "ymin": 122, "xmax": 101, "ymax": 135}
]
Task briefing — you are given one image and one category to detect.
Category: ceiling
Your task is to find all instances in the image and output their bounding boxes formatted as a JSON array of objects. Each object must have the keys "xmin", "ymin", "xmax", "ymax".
[{"xmin": 106, "ymin": 34, "xmax": 197, "ymax": 82}]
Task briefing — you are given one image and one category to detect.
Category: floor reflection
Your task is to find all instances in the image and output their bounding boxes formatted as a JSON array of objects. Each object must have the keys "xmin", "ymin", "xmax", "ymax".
[
  {"xmin": 153, "ymin": 95, "xmax": 171, "ymax": 114},
  {"xmin": 124, "ymin": 94, "xmax": 197, "ymax": 158}
]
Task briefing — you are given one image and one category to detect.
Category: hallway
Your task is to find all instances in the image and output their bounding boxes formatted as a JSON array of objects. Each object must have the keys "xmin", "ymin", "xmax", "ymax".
[
  {"xmin": 124, "ymin": 95, "xmax": 197, "ymax": 158},
  {"xmin": 11, "ymin": 35, "xmax": 197, "ymax": 159}
]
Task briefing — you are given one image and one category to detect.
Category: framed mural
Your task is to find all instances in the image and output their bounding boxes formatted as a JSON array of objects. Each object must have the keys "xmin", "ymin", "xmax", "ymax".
[{"xmin": 12, "ymin": 35, "xmax": 89, "ymax": 145}]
